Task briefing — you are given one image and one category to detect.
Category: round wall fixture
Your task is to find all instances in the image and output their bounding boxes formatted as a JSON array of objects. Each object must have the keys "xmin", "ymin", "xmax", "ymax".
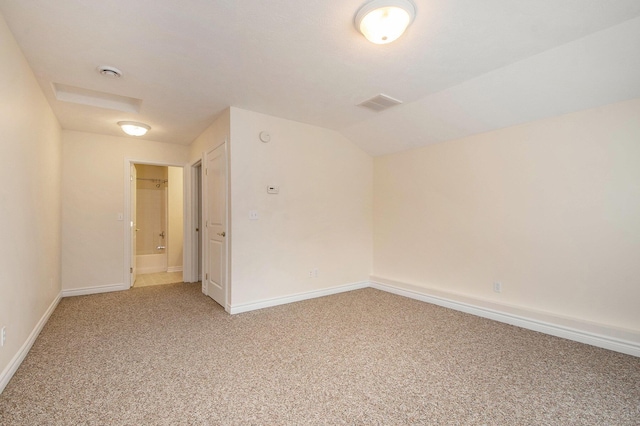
[
  {"xmin": 97, "ymin": 66, "xmax": 123, "ymax": 78},
  {"xmin": 355, "ymin": 0, "xmax": 416, "ymax": 44},
  {"xmin": 259, "ymin": 131, "xmax": 271, "ymax": 143}
]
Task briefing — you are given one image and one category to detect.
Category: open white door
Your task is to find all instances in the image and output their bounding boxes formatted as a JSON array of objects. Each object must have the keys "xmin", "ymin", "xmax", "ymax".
[
  {"xmin": 204, "ymin": 143, "xmax": 227, "ymax": 307},
  {"xmin": 130, "ymin": 164, "xmax": 137, "ymax": 287}
]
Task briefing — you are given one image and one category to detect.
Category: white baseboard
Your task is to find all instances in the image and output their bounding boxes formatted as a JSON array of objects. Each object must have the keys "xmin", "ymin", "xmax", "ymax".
[
  {"xmin": 166, "ymin": 266, "xmax": 183, "ymax": 273},
  {"xmin": 61, "ymin": 283, "xmax": 128, "ymax": 297},
  {"xmin": 369, "ymin": 277, "xmax": 640, "ymax": 358},
  {"xmin": 0, "ymin": 292, "xmax": 61, "ymax": 394},
  {"xmin": 228, "ymin": 281, "xmax": 370, "ymax": 315}
]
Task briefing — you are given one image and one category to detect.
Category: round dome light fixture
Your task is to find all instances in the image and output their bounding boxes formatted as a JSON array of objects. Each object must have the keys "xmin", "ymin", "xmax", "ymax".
[
  {"xmin": 355, "ymin": 0, "xmax": 416, "ymax": 44},
  {"xmin": 118, "ymin": 121, "xmax": 150, "ymax": 136},
  {"xmin": 97, "ymin": 65, "xmax": 123, "ymax": 78}
]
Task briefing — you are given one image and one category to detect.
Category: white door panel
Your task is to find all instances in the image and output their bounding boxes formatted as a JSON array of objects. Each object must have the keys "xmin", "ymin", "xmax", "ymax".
[
  {"xmin": 208, "ymin": 240, "xmax": 223, "ymax": 293},
  {"xmin": 204, "ymin": 142, "xmax": 227, "ymax": 307}
]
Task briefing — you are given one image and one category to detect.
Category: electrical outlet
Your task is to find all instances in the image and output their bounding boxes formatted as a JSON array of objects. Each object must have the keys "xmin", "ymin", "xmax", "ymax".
[
  {"xmin": 308, "ymin": 270, "xmax": 314, "ymax": 278},
  {"xmin": 493, "ymin": 282, "xmax": 502, "ymax": 293},
  {"xmin": 313, "ymin": 268, "xmax": 319, "ymax": 278},
  {"xmin": 1, "ymin": 326, "xmax": 6, "ymax": 347}
]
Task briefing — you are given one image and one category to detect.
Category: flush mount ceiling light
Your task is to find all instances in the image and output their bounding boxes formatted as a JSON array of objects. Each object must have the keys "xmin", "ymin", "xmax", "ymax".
[
  {"xmin": 118, "ymin": 121, "xmax": 150, "ymax": 136},
  {"xmin": 97, "ymin": 65, "xmax": 123, "ymax": 78},
  {"xmin": 355, "ymin": 0, "xmax": 416, "ymax": 44}
]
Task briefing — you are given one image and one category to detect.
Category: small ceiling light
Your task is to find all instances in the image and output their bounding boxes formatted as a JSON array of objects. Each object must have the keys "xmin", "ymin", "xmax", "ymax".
[
  {"xmin": 118, "ymin": 121, "xmax": 150, "ymax": 136},
  {"xmin": 355, "ymin": 0, "xmax": 416, "ymax": 44},
  {"xmin": 97, "ymin": 66, "xmax": 123, "ymax": 78}
]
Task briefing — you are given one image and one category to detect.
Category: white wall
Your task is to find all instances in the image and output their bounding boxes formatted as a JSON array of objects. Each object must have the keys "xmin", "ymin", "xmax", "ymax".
[
  {"xmin": 0, "ymin": 13, "xmax": 62, "ymax": 388},
  {"xmin": 61, "ymin": 131, "xmax": 189, "ymax": 292},
  {"xmin": 229, "ymin": 108, "xmax": 373, "ymax": 308},
  {"xmin": 168, "ymin": 166, "xmax": 183, "ymax": 270},
  {"xmin": 373, "ymin": 98, "xmax": 640, "ymax": 334}
]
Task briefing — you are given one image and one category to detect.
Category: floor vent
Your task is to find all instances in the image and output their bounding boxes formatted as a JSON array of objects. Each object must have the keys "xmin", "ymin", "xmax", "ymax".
[{"xmin": 357, "ymin": 94, "xmax": 403, "ymax": 112}]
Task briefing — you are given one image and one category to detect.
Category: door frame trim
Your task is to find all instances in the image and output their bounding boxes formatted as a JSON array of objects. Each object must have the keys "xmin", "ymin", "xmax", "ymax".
[
  {"xmin": 123, "ymin": 158, "xmax": 186, "ymax": 288},
  {"xmin": 184, "ymin": 157, "xmax": 203, "ymax": 286}
]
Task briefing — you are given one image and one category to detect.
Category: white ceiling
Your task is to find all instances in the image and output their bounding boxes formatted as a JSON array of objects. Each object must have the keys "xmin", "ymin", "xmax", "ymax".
[{"xmin": 1, "ymin": 0, "xmax": 639, "ymax": 155}]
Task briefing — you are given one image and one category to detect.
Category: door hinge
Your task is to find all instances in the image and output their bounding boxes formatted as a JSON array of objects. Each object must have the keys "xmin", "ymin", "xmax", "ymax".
[
  {"xmin": 205, "ymin": 273, "xmax": 208, "ymax": 280},
  {"xmin": 130, "ymin": 267, "xmax": 133, "ymax": 273},
  {"xmin": 205, "ymin": 168, "xmax": 208, "ymax": 175}
]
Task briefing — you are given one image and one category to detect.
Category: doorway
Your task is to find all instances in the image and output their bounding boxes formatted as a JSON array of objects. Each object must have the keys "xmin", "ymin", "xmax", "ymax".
[
  {"xmin": 192, "ymin": 161, "xmax": 203, "ymax": 286},
  {"xmin": 123, "ymin": 144, "xmax": 228, "ymax": 309},
  {"xmin": 127, "ymin": 162, "xmax": 184, "ymax": 288}
]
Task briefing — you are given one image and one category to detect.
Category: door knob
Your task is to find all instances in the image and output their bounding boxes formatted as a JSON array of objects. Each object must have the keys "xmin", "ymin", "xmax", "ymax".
[{"xmin": 217, "ymin": 231, "xmax": 226, "ymax": 237}]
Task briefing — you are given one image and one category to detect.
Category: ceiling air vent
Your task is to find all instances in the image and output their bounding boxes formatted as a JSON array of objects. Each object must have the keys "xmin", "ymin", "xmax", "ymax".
[
  {"xmin": 357, "ymin": 93, "xmax": 402, "ymax": 112},
  {"xmin": 97, "ymin": 66, "xmax": 123, "ymax": 78}
]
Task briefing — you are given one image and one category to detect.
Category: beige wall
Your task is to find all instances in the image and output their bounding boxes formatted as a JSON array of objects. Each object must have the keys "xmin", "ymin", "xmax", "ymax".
[
  {"xmin": 189, "ymin": 109, "xmax": 230, "ymax": 164},
  {"xmin": 168, "ymin": 166, "xmax": 184, "ymax": 270},
  {"xmin": 373, "ymin": 98, "xmax": 640, "ymax": 332},
  {"xmin": 61, "ymin": 131, "xmax": 189, "ymax": 291},
  {"xmin": 0, "ymin": 14, "xmax": 62, "ymax": 382},
  {"xmin": 229, "ymin": 108, "xmax": 373, "ymax": 307}
]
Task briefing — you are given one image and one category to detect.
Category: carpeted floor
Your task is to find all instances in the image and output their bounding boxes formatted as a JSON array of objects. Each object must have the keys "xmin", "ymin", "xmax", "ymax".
[{"xmin": 1, "ymin": 283, "xmax": 638, "ymax": 425}]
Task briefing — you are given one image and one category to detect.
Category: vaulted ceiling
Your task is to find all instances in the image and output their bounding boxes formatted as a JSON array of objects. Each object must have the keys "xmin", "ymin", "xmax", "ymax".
[{"xmin": 1, "ymin": 0, "xmax": 639, "ymax": 155}]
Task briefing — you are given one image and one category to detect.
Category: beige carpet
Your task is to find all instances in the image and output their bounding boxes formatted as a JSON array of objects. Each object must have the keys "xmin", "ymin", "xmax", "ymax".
[{"xmin": 1, "ymin": 283, "xmax": 638, "ymax": 425}]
